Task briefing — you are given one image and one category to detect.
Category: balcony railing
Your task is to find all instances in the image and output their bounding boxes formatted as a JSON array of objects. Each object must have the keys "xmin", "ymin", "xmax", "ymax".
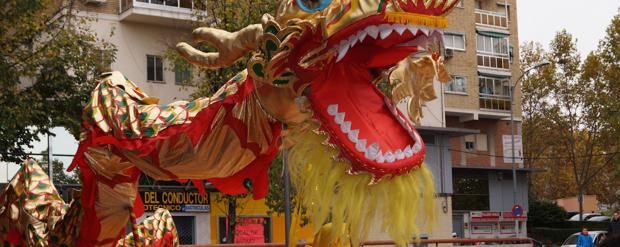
[
  {"xmin": 475, "ymin": 9, "xmax": 508, "ymax": 29},
  {"xmin": 479, "ymin": 94, "xmax": 511, "ymax": 111},
  {"xmin": 477, "ymin": 54, "xmax": 510, "ymax": 70},
  {"xmin": 121, "ymin": 0, "xmax": 196, "ymax": 14}
]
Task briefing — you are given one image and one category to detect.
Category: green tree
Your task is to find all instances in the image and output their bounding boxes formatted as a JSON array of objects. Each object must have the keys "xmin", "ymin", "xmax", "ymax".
[
  {"xmin": 0, "ymin": 0, "xmax": 117, "ymax": 163},
  {"xmin": 527, "ymin": 200, "xmax": 567, "ymax": 227},
  {"xmin": 521, "ymin": 26, "xmax": 620, "ymax": 216},
  {"xmin": 39, "ymin": 158, "xmax": 80, "ymax": 185}
]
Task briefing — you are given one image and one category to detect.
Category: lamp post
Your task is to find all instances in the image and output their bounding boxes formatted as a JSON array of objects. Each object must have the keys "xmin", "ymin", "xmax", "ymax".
[{"xmin": 509, "ymin": 60, "xmax": 550, "ymax": 236}]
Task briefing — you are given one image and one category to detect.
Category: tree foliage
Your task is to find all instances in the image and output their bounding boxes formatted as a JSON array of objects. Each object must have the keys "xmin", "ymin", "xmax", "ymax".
[
  {"xmin": 523, "ymin": 9, "xmax": 620, "ymax": 207},
  {"xmin": 528, "ymin": 200, "xmax": 567, "ymax": 227},
  {"xmin": 39, "ymin": 159, "xmax": 80, "ymax": 185},
  {"xmin": 0, "ymin": 0, "xmax": 117, "ymax": 163}
]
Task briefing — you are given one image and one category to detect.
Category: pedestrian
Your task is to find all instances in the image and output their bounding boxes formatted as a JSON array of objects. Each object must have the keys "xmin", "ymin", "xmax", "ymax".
[
  {"xmin": 576, "ymin": 227, "xmax": 593, "ymax": 247},
  {"xmin": 608, "ymin": 211, "xmax": 620, "ymax": 236}
]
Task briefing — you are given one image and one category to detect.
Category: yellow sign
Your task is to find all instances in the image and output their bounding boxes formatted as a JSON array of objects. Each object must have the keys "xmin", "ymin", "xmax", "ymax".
[{"xmin": 140, "ymin": 191, "xmax": 210, "ymax": 212}]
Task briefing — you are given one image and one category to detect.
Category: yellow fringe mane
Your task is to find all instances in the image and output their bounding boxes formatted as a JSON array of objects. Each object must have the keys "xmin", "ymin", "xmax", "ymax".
[
  {"xmin": 384, "ymin": 12, "xmax": 448, "ymax": 28},
  {"xmin": 286, "ymin": 124, "xmax": 436, "ymax": 246}
]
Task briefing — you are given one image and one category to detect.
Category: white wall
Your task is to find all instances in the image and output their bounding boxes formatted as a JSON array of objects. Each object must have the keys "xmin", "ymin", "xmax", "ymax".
[{"xmin": 87, "ymin": 13, "xmax": 196, "ymax": 104}]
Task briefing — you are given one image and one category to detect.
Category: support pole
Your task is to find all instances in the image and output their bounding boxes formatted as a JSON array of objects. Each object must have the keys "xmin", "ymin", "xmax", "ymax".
[
  {"xmin": 283, "ymin": 150, "xmax": 292, "ymax": 247},
  {"xmin": 509, "ymin": 84, "xmax": 518, "ymax": 236},
  {"xmin": 48, "ymin": 133, "xmax": 53, "ymax": 184}
]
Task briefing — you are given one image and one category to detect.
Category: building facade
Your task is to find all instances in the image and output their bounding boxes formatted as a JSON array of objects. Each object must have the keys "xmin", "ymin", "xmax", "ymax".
[
  {"xmin": 77, "ymin": 0, "xmax": 198, "ymax": 105},
  {"xmin": 442, "ymin": 0, "xmax": 529, "ymax": 238}
]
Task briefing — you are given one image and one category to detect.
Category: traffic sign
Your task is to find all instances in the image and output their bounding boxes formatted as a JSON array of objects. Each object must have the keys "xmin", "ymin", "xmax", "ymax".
[{"xmin": 512, "ymin": 204, "xmax": 524, "ymax": 217}]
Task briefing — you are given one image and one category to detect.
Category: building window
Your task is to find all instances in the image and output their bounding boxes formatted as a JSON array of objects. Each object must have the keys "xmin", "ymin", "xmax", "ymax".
[
  {"xmin": 479, "ymin": 76, "xmax": 511, "ymax": 111},
  {"xmin": 464, "ymin": 134, "xmax": 488, "ymax": 151},
  {"xmin": 174, "ymin": 63, "xmax": 191, "ymax": 85},
  {"xmin": 445, "ymin": 75, "xmax": 467, "ymax": 93},
  {"xmin": 444, "ymin": 33, "xmax": 466, "ymax": 51},
  {"xmin": 476, "ymin": 34, "xmax": 509, "ymax": 56},
  {"xmin": 479, "ymin": 76, "xmax": 510, "ymax": 97},
  {"xmin": 497, "ymin": 3, "xmax": 511, "ymax": 21},
  {"xmin": 452, "ymin": 176, "xmax": 490, "ymax": 211},
  {"xmin": 474, "ymin": 0, "xmax": 482, "ymax": 9},
  {"xmin": 465, "ymin": 141, "xmax": 475, "ymax": 150},
  {"xmin": 173, "ymin": 216, "xmax": 195, "ymax": 244},
  {"xmin": 147, "ymin": 55, "xmax": 164, "ymax": 83}
]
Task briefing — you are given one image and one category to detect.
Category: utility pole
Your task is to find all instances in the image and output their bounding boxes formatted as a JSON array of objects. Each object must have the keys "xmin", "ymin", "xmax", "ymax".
[
  {"xmin": 48, "ymin": 133, "xmax": 53, "ymax": 184},
  {"xmin": 510, "ymin": 60, "xmax": 550, "ymax": 236},
  {"xmin": 283, "ymin": 150, "xmax": 292, "ymax": 247}
]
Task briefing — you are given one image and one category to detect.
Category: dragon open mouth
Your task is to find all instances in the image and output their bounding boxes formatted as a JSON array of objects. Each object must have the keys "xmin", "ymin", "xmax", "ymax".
[{"xmin": 307, "ymin": 17, "xmax": 443, "ymax": 181}]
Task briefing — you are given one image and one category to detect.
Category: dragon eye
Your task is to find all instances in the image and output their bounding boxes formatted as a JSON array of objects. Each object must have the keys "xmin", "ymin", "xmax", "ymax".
[{"xmin": 296, "ymin": 0, "xmax": 332, "ymax": 13}]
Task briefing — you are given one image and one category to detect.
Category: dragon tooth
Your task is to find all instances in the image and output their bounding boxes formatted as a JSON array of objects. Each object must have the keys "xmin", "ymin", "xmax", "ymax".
[
  {"xmin": 348, "ymin": 34, "xmax": 358, "ymax": 48},
  {"xmin": 384, "ymin": 151, "xmax": 395, "ymax": 163},
  {"xmin": 395, "ymin": 149, "xmax": 405, "ymax": 160},
  {"xmin": 420, "ymin": 28, "xmax": 429, "ymax": 36},
  {"xmin": 335, "ymin": 112, "xmax": 345, "ymax": 124},
  {"xmin": 357, "ymin": 30, "xmax": 367, "ymax": 43},
  {"xmin": 348, "ymin": 129, "xmax": 359, "ymax": 142},
  {"xmin": 355, "ymin": 139, "xmax": 367, "ymax": 152},
  {"xmin": 327, "ymin": 104, "xmax": 338, "ymax": 116},
  {"xmin": 412, "ymin": 142, "xmax": 422, "ymax": 153},
  {"xmin": 340, "ymin": 121, "xmax": 351, "ymax": 133},
  {"xmin": 393, "ymin": 24, "xmax": 407, "ymax": 35},
  {"xmin": 336, "ymin": 42, "xmax": 350, "ymax": 62},
  {"xmin": 379, "ymin": 24, "xmax": 393, "ymax": 39},
  {"xmin": 365, "ymin": 142, "xmax": 380, "ymax": 160},
  {"xmin": 406, "ymin": 25, "xmax": 418, "ymax": 35},
  {"xmin": 404, "ymin": 145, "xmax": 414, "ymax": 157},
  {"xmin": 376, "ymin": 151, "xmax": 385, "ymax": 163},
  {"xmin": 365, "ymin": 25, "xmax": 379, "ymax": 39}
]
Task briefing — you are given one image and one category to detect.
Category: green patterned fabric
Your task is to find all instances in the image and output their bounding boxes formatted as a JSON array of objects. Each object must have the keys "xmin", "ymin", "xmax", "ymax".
[{"xmin": 83, "ymin": 70, "xmax": 247, "ymax": 139}]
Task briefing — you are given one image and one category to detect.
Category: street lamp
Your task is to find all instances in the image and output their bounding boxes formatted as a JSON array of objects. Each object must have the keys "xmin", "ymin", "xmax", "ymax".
[{"xmin": 509, "ymin": 59, "xmax": 550, "ymax": 236}]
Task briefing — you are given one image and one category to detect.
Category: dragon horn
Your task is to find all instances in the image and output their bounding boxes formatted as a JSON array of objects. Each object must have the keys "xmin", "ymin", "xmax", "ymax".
[{"xmin": 176, "ymin": 24, "xmax": 263, "ymax": 69}]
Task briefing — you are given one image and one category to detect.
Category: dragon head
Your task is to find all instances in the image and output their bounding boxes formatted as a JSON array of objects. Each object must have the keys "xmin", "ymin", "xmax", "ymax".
[{"xmin": 177, "ymin": 0, "xmax": 457, "ymax": 183}]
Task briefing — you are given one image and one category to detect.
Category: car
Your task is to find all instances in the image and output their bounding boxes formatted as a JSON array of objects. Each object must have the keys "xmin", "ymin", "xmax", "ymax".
[
  {"xmin": 567, "ymin": 212, "xmax": 580, "ymax": 220},
  {"xmin": 569, "ymin": 213, "xmax": 602, "ymax": 221},
  {"xmin": 588, "ymin": 216, "xmax": 612, "ymax": 222},
  {"xmin": 561, "ymin": 231, "xmax": 607, "ymax": 247}
]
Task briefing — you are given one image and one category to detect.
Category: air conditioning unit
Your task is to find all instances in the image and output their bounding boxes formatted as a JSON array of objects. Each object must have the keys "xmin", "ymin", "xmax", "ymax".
[
  {"xmin": 444, "ymin": 48, "xmax": 454, "ymax": 59},
  {"xmin": 83, "ymin": 0, "xmax": 106, "ymax": 4}
]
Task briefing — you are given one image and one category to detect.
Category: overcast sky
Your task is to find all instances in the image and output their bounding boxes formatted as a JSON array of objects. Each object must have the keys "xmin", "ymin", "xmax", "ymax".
[{"xmin": 518, "ymin": 0, "xmax": 620, "ymax": 56}]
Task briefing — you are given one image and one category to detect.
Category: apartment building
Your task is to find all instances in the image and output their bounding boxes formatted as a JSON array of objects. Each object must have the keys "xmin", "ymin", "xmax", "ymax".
[
  {"xmin": 442, "ymin": 0, "xmax": 529, "ymax": 238},
  {"xmin": 78, "ymin": 0, "xmax": 198, "ymax": 104}
]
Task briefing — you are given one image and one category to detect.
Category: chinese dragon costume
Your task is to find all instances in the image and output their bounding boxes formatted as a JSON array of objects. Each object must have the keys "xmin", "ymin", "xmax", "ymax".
[{"xmin": 0, "ymin": 0, "xmax": 458, "ymax": 246}]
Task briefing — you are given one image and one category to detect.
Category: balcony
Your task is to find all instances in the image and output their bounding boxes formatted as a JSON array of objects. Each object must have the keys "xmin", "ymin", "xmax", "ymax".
[
  {"xmin": 475, "ymin": 9, "xmax": 508, "ymax": 29},
  {"xmin": 477, "ymin": 54, "xmax": 510, "ymax": 70},
  {"xmin": 119, "ymin": 0, "xmax": 201, "ymax": 28},
  {"xmin": 479, "ymin": 94, "xmax": 511, "ymax": 111}
]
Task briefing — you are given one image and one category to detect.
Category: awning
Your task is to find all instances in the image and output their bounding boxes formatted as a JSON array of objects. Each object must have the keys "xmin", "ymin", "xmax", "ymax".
[
  {"xmin": 477, "ymin": 68, "xmax": 512, "ymax": 78},
  {"xmin": 453, "ymin": 166, "xmax": 546, "ymax": 173},
  {"xmin": 417, "ymin": 126, "xmax": 480, "ymax": 136},
  {"xmin": 476, "ymin": 26, "xmax": 510, "ymax": 38}
]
